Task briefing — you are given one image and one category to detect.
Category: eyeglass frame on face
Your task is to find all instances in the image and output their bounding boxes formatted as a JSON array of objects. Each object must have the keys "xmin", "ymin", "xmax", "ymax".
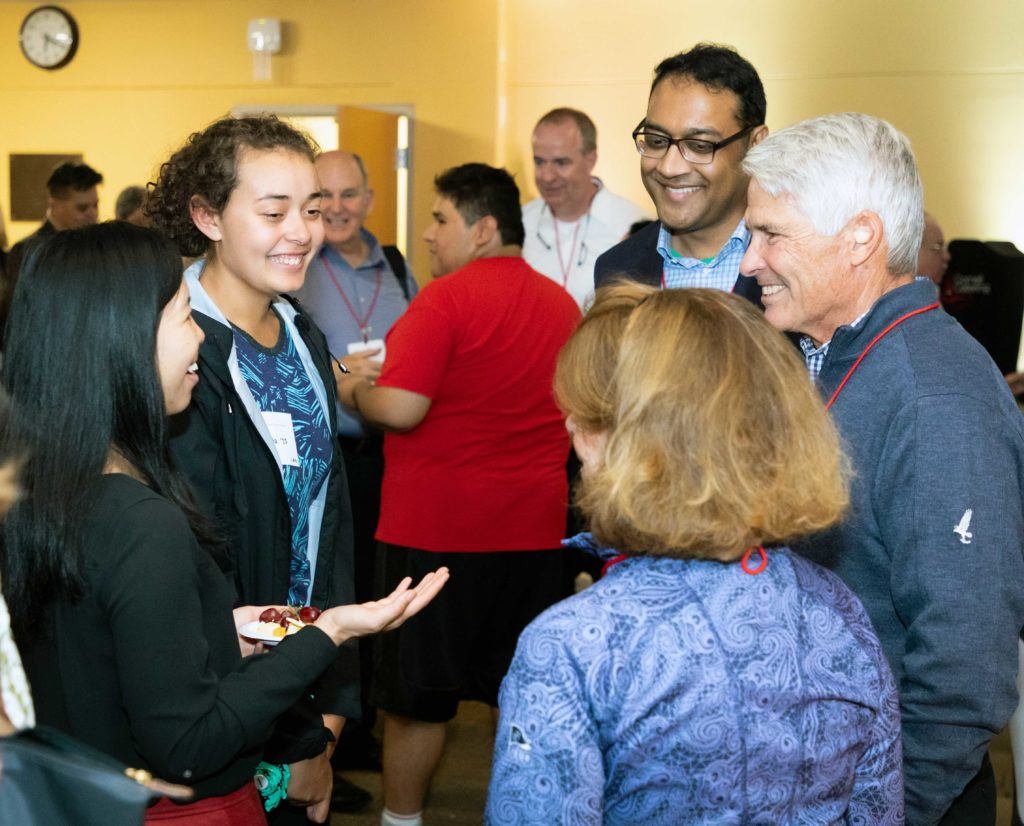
[{"xmin": 631, "ymin": 120, "xmax": 760, "ymax": 165}]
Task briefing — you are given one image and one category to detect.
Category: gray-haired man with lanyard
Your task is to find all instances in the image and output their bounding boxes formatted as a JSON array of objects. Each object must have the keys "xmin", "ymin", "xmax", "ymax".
[
  {"xmin": 522, "ymin": 107, "xmax": 648, "ymax": 309},
  {"xmin": 742, "ymin": 112, "xmax": 1024, "ymax": 825},
  {"xmin": 293, "ymin": 149, "xmax": 416, "ymax": 803}
]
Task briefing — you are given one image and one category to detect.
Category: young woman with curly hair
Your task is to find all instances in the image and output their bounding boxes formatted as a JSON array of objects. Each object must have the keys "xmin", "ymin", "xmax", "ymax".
[
  {"xmin": 148, "ymin": 116, "xmax": 375, "ymax": 822},
  {"xmin": 487, "ymin": 284, "xmax": 903, "ymax": 825}
]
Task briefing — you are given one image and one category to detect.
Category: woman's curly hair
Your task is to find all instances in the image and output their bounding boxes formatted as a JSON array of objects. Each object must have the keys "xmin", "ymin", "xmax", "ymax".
[{"xmin": 147, "ymin": 115, "xmax": 318, "ymax": 257}]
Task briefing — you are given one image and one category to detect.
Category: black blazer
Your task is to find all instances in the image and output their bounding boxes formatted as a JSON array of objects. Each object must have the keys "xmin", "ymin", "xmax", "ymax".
[
  {"xmin": 21, "ymin": 474, "xmax": 340, "ymax": 799},
  {"xmin": 594, "ymin": 220, "xmax": 764, "ymax": 308}
]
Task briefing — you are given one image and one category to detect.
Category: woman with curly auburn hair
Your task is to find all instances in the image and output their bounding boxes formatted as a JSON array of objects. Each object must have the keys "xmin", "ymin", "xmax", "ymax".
[
  {"xmin": 487, "ymin": 284, "xmax": 903, "ymax": 825},
  {"xmin": 148, "ymin": 115, "xmax": 397, "ymax": 823}
]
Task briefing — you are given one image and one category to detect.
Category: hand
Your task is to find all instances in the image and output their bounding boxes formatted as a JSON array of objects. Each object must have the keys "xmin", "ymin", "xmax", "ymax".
[
  {"xmin": 286, "ymin": 752, "xmax": 332, "ymax": 823},
  {"xmin": 341, "ymin": 349, "xmax": 383, "ymax": 380},
  {"xmin": 232, "ymin": 605, "xmax": 287, "ymax": 656},
  {"xmin": 314, "ymin": 568, "xmax": 450, "ymax": 645},
  {"xmin": 334, "ymin": 371, "xmax": 368, "ymax": 410},
  {"xmin": 138, "ymin": 775, "xmax": 194, "ymax": 801}
]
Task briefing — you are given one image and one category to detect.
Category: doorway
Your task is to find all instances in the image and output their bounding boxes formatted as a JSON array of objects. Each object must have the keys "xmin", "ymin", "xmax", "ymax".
[{"xmin": 232, "ymin": 104, "xmax": 413, "ymax": 260}]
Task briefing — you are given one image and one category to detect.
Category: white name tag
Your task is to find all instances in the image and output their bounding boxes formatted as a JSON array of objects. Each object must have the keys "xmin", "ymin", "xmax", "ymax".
[
  {"xmin": 347, "ymin": 338, "xmax": 386, "ymax": 363},
  {"xmin": 262, "ymin": 411, "xmax": 300, "ymax": 468}
]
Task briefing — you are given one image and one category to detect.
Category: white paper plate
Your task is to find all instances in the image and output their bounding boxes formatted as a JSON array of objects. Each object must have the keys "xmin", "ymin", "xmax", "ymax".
[{"xmin": 239, "ymin": 620, "xmax": 303, "ymax": 646}]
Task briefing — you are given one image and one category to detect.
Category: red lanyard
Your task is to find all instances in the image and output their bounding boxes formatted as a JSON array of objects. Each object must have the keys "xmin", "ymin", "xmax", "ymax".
[
  {"xmin": 322, "ymin": 254, "xmax": 382, "ymax": 342},
  {"xmin": 553, "ymin": 215, "xmax": 583, "ymax": 289},
  {"xmin": 600, "ymin": 554, "xmax": 628, "ymax": 577},
  {"xmin": 601, "ymin": 545, "xmax": 768, "ymax": 577},
  {"xmin": 824, "ymin": 302, "xmax": 940, "ymax": 410}
]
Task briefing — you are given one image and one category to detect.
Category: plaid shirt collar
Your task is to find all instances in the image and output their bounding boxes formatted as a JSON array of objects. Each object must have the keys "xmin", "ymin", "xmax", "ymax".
[
  {"xmin": 800, "ymin": 308, "xmax": 872, "ymax": 383},
  {"xmin": 656, "ymin": 220, "xmax": 750, "ymax": 292},
  {"xmin": 656, "ymin": 220, "xmax": 750, "ymax": 268}
]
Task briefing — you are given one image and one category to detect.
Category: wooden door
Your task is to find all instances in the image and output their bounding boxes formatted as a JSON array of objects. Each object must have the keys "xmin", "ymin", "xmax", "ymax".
[{"xmin": 337, "ymin": 106, "xmax": 400, "ymax": 247}]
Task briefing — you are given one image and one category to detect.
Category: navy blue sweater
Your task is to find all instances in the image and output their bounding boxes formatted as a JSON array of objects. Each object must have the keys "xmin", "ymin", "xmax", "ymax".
[{"xmin": 797, "ymin": 279, "xmax": 1024, "ymax": 824}]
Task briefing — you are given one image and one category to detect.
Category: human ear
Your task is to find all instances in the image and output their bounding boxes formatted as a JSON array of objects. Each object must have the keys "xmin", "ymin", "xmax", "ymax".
[
  {"xmin": 572, "ymin": 427, "xmax": 608, "ymax": 474},
  {"xmin": 364, "ymin": 188, "xmax": 376, "ymax": 216},
  {"xmin": 472, "ymin": 215, "xmax": 500, "ymax": 250},
  {"xmin": 189, "ymin": 195, "xmax": 223, "ymax": 243},
  {"xmin": 847, "ymin": 211, "xmax": 884, "ymax": 268}
]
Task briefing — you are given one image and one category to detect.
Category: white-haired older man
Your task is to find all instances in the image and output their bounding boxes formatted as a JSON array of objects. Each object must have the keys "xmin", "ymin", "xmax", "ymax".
[{"xmin": 741, "ymin": 113, "xmax": 1024, "ymax": 825}]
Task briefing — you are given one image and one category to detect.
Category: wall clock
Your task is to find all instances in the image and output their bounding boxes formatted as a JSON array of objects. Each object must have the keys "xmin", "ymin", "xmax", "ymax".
[{"xmin": 19, "ymin": 6, "xmax": 79, "ymax": 70}]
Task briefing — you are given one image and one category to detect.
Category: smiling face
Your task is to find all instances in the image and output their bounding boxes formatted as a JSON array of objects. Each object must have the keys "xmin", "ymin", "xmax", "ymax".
[
  {"xmin": 641, "ymin": 78, "xmax": 759, "ymax": 255},
  {"xmin": 156, "ymin": 279, "xmax": 205, "ymax": 415},
  {"xmin": 316, "ymin": 152, "xmax": 374, "ymax": 252},
  {"xmin": 204, "ymin": 148, "xmax": 324, "ymax": 299},
  {"xmin": 741, "ymin": 179, "xmax": 857, "ymax": 345},
  {"xmin": 423, "ymin": 196, "xmax": 479, "ymax": 278},
  {"xmin": 532, "ymin": 119, "xmax": 597, "ymax": 220}
]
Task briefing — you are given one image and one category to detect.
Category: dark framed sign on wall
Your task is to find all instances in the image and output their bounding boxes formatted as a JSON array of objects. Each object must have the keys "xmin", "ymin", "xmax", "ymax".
[{"xmin": 10, "ymin": 153, "xmax": 83, "ymax": 221}]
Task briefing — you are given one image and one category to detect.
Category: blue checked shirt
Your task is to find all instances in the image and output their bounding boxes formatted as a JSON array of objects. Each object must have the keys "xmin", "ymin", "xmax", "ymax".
[
  {"xmin": 657, "ymin": 220, "xmax": 750, "ymax": 291},
  {"xmin": 801, "ymin": 309, "xmax": 871, "ymax": 383}
]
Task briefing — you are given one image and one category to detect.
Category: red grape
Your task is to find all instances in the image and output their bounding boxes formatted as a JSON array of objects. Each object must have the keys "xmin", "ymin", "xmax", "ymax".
[
  {"xmin": 298, "ymin": 606, "xmax": 321, "ymax": 624},
  {"xmin": 259, "ymin": 608, "xmax": 281, "ymax": 623}
]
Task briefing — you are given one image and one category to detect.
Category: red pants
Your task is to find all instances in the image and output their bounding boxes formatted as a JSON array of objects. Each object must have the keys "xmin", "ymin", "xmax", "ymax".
[{"xmin": 145, "ymin": 782, "xmax": 267, "ymax": 825}]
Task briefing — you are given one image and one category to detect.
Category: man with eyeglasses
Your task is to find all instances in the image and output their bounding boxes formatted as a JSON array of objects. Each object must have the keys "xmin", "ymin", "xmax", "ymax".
[
  {"xmin": 522, "ymin": 108, "xmax": 648, "ymax": 309},
  {"xmin": 595, "ymin": 43, "xmax": 767, "ymax": 301}
]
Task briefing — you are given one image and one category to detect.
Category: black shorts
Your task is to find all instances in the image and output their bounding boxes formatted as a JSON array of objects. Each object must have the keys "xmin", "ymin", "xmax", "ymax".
[{"xmin": 370, "ymin": 543, "xmax": 566, "ymax": 723}]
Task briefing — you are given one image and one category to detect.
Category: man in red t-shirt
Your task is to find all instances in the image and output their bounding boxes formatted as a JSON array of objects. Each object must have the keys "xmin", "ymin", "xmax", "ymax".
[{"xmin": 336, "ymin": 163, "xmax": 580, "ymax": 826}]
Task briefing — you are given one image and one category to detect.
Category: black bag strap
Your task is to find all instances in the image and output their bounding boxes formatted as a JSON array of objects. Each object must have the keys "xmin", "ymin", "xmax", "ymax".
[{"xmin": 382, "ymin": 245, "xmax": 411, "ymax": 302}]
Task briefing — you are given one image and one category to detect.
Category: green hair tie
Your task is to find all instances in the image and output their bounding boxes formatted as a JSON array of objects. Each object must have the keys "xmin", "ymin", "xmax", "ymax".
[{"xmin": 254, "ymin": 761, "xmax": 290, "ymax": 812}]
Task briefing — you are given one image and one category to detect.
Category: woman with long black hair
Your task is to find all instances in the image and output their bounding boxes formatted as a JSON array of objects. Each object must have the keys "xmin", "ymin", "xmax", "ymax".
[{"xmin": 0, "ymin": 222, "xmax": 446, "ymax": 824}]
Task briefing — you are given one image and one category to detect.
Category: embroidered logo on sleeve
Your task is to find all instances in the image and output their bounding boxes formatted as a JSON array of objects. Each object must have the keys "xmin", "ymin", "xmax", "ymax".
[
  {"xmin": 954, "ymin": 509, "xmax": 973, "ymax": 545},
  {"xmin": 509, "ymin": 724, "xmax": 532, "ymax": 751}
]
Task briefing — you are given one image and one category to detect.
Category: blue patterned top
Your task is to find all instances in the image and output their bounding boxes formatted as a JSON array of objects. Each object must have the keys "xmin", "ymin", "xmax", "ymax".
[
  {"xmin": 232, "ymin": 312, "xmax": 333, "ymax": 605},
  {"xmin": 487, "ymin": 535, "xmax": 903, "ymax": 825}
]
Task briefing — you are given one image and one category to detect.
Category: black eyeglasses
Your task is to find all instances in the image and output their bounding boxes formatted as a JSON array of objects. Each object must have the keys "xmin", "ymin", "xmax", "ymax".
[{"xmin": 631, "ymin": 121, "xmax": 759, "ymax": 164}]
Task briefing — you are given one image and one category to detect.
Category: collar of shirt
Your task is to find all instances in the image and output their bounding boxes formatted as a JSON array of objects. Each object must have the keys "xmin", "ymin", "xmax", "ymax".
[
  {"xmin": 657, "ymin": 220, "xmax": 750, "ymax": 292},
  {"xmin": 320, "ymin": 228, "xmax": 385, "ymax": 273},
  {"xmin": 534, "ymin": 177, "xmax": 606, "ymax": 245},
  {"xmin": 800, "ymin": 308, "xmax": 872, "ymax": 382}
]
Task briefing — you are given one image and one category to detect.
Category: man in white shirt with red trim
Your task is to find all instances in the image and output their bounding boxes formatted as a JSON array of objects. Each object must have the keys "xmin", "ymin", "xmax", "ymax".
[{"xmin": 522, "ymin": 108, "xmax": 649, "ymax": 310}]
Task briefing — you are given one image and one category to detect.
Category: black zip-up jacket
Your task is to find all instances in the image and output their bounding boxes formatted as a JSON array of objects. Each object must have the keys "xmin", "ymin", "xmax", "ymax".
[{"xmin": 169, "ymin": 294, "xmax": 359, "ymax": 720}]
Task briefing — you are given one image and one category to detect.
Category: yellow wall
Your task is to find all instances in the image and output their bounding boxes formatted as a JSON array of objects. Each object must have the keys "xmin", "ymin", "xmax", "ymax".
[
  {"xmin": 2, "ymin": 0, "xmax": 1022, "ymax": 268},
  {"xmin": 504, "ymin": 0, "xmax": 1024, "ymax": 250},
  {"xmin": 0, "ymin": 0, "xmax": 500, "ymax": 275}
]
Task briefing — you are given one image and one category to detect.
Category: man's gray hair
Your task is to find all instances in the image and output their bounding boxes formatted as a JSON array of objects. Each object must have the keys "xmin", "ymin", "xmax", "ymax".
[
  {"xmin": 742, "ymin": 113, "xmax": 923, "ymax": 275},
  {"xmin": 115, "ymin": 185, "xmax": 147, "ymax": 221}
]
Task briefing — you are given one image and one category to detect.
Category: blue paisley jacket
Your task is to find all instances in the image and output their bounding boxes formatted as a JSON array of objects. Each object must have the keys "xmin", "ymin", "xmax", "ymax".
[{"xmin": 486, "ymin": 536, "xmax": 903, "ymax": 825}]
